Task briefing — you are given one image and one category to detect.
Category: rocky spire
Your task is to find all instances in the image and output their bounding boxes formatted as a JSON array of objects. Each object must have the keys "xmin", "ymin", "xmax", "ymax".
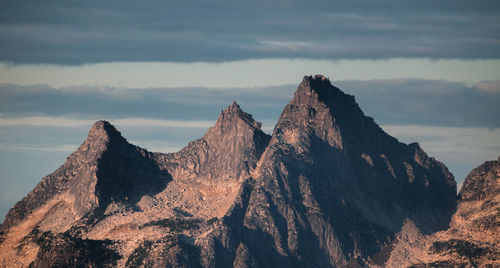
[
  {"xmin": 272, "ymin": 75, "xmax": 348, "ymax": 149},
  {"xmin": 65, "ymin": 120, "xmax": 128, "ymax": 165},
  {"xmin": 208, "ymin": 101, "xmax": 263, "ymax": 137},
  {"xmin": 277, "ymin": 75, "xmax": 399, "ymax": 152},
  {"xmin": 86, "ymin": 120, "xmax": 125, "ymax": 144},
  {"xmin": 159, "ymin": 102, "xmax": 270, "ymax": 183},
  {"xmin": 204, "ymin": 101, "xmax": 270, "ymax": 163}
]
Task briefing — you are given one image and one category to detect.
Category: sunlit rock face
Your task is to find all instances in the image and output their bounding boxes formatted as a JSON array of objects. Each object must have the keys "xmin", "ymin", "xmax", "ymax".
[
  {"xmin": 387, "ymin": 156, "xmax": 500, "ymax": 267},
  {"xmin": 1, "ymin": 75, "xmax": 480, "ymax": 268}
]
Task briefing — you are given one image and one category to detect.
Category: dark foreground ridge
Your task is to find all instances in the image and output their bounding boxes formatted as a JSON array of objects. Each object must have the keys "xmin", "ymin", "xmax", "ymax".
[{"xmin": 0, "ymin": 75, "xmax": 497, "ymax": 267}]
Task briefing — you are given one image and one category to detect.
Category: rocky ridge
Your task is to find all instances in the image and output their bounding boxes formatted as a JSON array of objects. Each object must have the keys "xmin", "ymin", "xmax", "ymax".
[
  {"xmin": 0, "ymin": 101, "xmax": 270, "ymax": 267},
  {"xmin": 386, "ymin": 156, "xmax": 500, "ymax": 267},
  {"xmin": 0, "ymin": 75, "xmax": 497, "ymax": 267}
]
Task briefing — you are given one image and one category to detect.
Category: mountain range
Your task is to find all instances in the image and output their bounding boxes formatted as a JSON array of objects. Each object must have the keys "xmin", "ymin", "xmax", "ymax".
[{"xmin": 0, "ymin": 75, "xmax": 498, "ymax": 267}]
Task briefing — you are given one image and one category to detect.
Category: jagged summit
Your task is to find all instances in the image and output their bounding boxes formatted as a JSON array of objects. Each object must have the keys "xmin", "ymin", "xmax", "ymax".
[
  {"xmin": 298, "ymin": 74, "xmax": 368, "ymax": 121},
  {"xmin": 158, "ymin": 101, "xmax": 270, "ymax": 184},
  {"xmin": 66, "ymin": 120, "xmax": 129, "ymax": 166},
  {"xmin": 225, "ymin": 101, "xmax": 243, "ymax": 113},
  {"xmin": 87, "ymin": 120, "xmax": 122, "ymax": 141},
  {"xmin": 295, "ymin": 74, "xmax": 343, "ymax": 99},
  {"xmin": 212, "ymin": 101, "xmax": 262, "ymax": 133},
  {"xmin": 273, "ymin": 74, "xmax": 382, "ymax": 151},
  {"xmin": 204, "ymin": 101, "xmax": 268, "ymax": 149},
  {"xmin": 81, "ymin": 120, "xmax": 128, "ymax": 149},
  {"xmin": 298, "ymin": 74, "xmax": 332, "ymax": 87},
  {"xmin": 281, "ymin": 74, "xmax": 414, "ymax": 158}
]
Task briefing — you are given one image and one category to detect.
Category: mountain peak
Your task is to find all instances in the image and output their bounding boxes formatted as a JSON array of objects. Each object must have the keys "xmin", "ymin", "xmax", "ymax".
[
  {"xmin": 214, "ymin": 101, "xmax": 262, "ymax": 131},
  {"xmin": 295, "ymin": 74, "xmax": 344, "ymax": 102},
  {"xmin": 272, "ymin": 74, "xmax": 359, "ymax": 149},
  {"xmin": 297, "ymin": 74, "xmax": 338, "ymax": 95},
  {"xmin": 86, "ymin": 120, "xmax": 124, "ymax": 143},
  {"xmin": 76, "ymin": 120, "xmax": 129, "ymax": 157},
  {"xmin": 89, "ymin": 120, "xmax": 113, "ymax": 132},
  {"xmin": 221, "ymin": 101, "xmax": 244, "ymax": 118},
  {"xmin": 226, "ymin": 101, "xmax": 242, "ymax": 113},
  {"xmin": 299, "ymin": 74, "xmax": 331, "ymax": 85}
]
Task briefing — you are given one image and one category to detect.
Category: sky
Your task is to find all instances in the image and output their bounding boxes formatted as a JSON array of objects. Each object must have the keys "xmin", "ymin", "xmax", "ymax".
[{"xmin": 0, "ymin": 0, "xmax": 499, "ymax": 222}]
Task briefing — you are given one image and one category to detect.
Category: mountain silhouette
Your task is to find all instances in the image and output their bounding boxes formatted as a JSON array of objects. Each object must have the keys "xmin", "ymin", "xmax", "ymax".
[{"xmin": 1, "ymin": 75, "xmax": 497, "ymax": 267}]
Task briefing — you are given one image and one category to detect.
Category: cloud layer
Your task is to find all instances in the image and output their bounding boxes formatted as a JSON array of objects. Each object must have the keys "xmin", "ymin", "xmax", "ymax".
[
  {"xmin": 1, "ymin": 79, "xmax": 499, "ymax": 128},
  {"xmin": 336, "ymin": 79, "xmax": 500, "ymax": 128},
  {"xmin": 1, "ymin": 78, "xmax": 499, "ymax": 222},
  {"xmin": 1, "ymin": 0, "xmax": 499, "ymax": 64}
]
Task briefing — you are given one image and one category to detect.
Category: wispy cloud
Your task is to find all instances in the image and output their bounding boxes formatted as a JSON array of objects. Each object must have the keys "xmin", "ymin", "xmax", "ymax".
[
  {"xmin": 381, "ymin": 125, "xmax": 500, "ymax": 154},
  {"xmin": 112, "ymin": 118, "xmax": 213, "ymax": 128},
  {"xmin": 0, "ymin": 144, "xmax": 78, "ymax": 152},
  {"xmin": 0, "ymin": 83, "xmax": 291, "ymax": 125},
  {"xmin": 0, "ymin": 116, "xmax": 213, "ymax": 128},
  {"xmin": 336, "ymin": 79, "xmax": 500, "ymax": 128},
  {"xmin": 474, "ymin": 80, "xmax": 500, "ymax": 92},
  {"xmin": 2, "ymin": 59, "xmax": 500, "ymax": 88},
  {"xmin": 1, "ymin": 79, "xmax": 499, "ymax": 129},
  {"xmin": 0, "ymin": 116, "xmax": 94, "ymax": 127}
]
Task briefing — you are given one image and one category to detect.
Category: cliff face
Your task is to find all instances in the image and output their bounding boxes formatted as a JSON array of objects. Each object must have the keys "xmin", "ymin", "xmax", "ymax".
[{"xmin": 2, "ymin": 75, "xmax": 491, "ymax": 268}]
